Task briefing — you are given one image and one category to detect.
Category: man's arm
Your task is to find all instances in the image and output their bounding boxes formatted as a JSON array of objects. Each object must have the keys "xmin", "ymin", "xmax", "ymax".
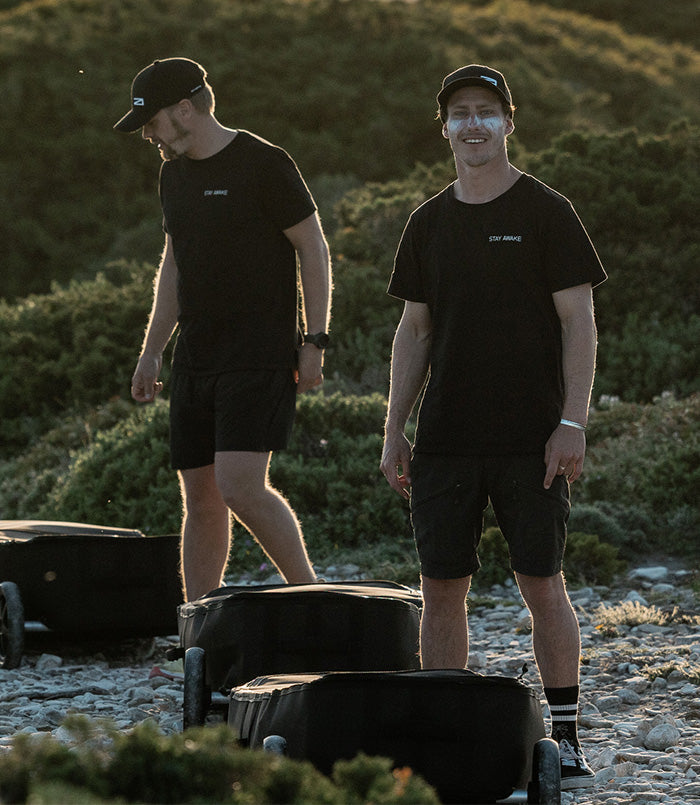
[
  {"xmin": 380, "ymin": 301, "xmax": 432, "ymax": 499},
  {"xmin": 543, "ymin": 282, "xmax": 598, "ymax": 488},
  {"xmin": 130, "ymin": 235, "xmax": 179, "ymax": 403},
  {"xmin": 284, "ymin": 212, "xmax": 332, "ymax": 394}
]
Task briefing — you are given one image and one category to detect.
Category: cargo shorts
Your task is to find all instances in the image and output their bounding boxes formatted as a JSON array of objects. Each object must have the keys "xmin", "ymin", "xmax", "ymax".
[{"xmin": 409, "ymin": 453, "xmax": 570, "ymax": 579}]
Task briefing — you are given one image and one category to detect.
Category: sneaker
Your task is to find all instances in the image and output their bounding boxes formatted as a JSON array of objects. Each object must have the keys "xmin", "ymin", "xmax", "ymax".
[{"xmin": 559, "ymin": 739, "xmax": 596, "ymax": 790}]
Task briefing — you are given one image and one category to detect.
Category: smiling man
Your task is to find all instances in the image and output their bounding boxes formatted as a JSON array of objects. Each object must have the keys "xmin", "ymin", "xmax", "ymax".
[
  {"xmin": 115, "ymin": 58, "xmax": 331, "ymax": 602},
  {"xmin": 380, "ymin": 64, "xmax": 606, "ymax": 790}
]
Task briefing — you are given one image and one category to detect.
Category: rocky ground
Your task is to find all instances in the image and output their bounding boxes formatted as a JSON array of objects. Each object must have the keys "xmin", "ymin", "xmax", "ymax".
[{"xmin": 0, "ymin": 561, "xmax": 698, "ymax": 804}]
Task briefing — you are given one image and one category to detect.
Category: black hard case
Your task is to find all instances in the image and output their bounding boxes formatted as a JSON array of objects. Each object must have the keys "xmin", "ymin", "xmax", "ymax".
[
  {"xmin": 178, "ymin": 581, "xmax": 422, "ymax": 692},
  {"xmin": 229, "ymin": 669, "xmax": 546, "ymax": 804},
  {"xmin": 0, "ymin": 521, "xmax": 182, "ymax": 635}
]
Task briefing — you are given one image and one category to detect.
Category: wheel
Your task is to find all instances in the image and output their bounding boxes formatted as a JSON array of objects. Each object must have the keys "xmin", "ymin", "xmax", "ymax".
[
  {"xmin": 0, "ymin": 581, "xmax": 25, "ymax": 670},
  {"xmin": 527, "ymin": 738, "xmax": 561, "ymax": 804},
  {"xmin": 263, "ymin": 735, "xmax": 287, "ymax": 755},
  {"xmin": 183, "ymin": 647, "xmax": 211, "ymax": 730}
]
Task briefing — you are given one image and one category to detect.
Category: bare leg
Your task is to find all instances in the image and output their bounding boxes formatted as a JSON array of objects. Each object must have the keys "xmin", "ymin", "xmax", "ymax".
[
  {"xmin": 515, "ymin": 572, "xmax": 581, "ymax": 687},
  {"xmin": 419, "ymin": 575, "xmax": 471, "ymax": 669},
  {"xmin": 215, "ymin": 451, "xmax": 316, "ymax": 584},
  {"xmin": 179, "ymin": 464, "xmax": 231, "ymax": 601}
]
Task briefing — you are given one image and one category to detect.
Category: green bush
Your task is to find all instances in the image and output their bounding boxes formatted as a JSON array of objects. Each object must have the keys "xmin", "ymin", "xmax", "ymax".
[
  {"xmin": 1, "ymin": 0, "xmax": 698, "ymax": 300},
  {"xmin": 567, "ymin": 502, "xmax": 641, "ymax": 557},
  {"xmin": 564, "ymin": 532, "xmax": 627, "ymax": 586},
  {"xmin": 36, "ymin": 400, "xmax": 180, "ymax": 537},
  {"xmin": 0, "ymin": 717, "xmax": 439, "ymax": 804},
  {"xmin": 578, "ymin": 393, "xmax": 700, "ymax": 556},
  {"xmin": 2, "ymin": 393, "xmax": 415, "ymax": 578},
  {"xmin": 474, "ymin": 527, "xmax": 513, "ymax": 588},
  {"xmin": 0, "ymin": 263, "xmax": 161, "ymax": 455}
]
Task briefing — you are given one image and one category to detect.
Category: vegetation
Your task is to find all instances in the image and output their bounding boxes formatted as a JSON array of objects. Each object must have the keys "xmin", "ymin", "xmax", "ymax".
[
  {"xmin": 1, "ymin": 0, "xmax": 698, "ymax": 299},
  {"xmin": 0, "ymin": 718, "xmax": 439, "ymax": 804}
]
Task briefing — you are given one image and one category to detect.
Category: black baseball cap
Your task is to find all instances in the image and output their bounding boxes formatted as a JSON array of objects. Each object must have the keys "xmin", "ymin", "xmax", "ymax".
[
  {"xmin": 437, "ymin": 64, "xmax": 512, "ymax": 114},
  {"xmin": 114, "ymin": 58, "xmax": 206, "ymax": 132}
]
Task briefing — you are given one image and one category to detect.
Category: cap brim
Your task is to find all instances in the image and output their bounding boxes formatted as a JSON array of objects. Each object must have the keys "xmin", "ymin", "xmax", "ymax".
[
  {"xmin": 113, "ymin": 107, "xmax": 152, "ymax": 133},
  {"xmin": 437, "ymin": 77, "xmax": 509, "ymax": 108}
]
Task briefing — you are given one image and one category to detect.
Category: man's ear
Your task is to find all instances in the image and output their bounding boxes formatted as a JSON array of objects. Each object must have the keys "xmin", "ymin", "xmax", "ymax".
[
  {"xmin": 442, "ymin": 122, "xmax": 449, "ymax": 139},
  {"xmin": 175, "ymin": 98, "xmax": 192, "ymax": 121},
  {"xmin": 505, "ymin": 116, "xmax": 515, "ymax": 136}
]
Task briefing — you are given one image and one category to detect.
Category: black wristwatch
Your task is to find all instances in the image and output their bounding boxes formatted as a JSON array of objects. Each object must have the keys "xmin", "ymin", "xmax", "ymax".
[{"xmin": 303, "ymin": 332, "xmax": 330, "ymax": 349}]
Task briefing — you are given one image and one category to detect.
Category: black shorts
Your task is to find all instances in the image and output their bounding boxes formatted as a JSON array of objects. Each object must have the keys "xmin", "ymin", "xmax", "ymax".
[
  {"xmin": 409, "ymin": 453, "xmax": 570, "ymax": 579},
  {"xmin": 169, "ymin": 369, "xmax": 297, "ymax": 470}
]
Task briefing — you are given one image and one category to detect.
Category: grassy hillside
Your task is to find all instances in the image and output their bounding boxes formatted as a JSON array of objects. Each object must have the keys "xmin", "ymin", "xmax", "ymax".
[{"xmin": 1, "ymin": 0, "xmax": 698, "ymax": 299}]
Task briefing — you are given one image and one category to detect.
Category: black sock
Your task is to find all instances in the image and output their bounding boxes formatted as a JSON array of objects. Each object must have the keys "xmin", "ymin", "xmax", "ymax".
[{"xmin": 544, "ymin": 685, "xmax": 580, "ymax": 746}]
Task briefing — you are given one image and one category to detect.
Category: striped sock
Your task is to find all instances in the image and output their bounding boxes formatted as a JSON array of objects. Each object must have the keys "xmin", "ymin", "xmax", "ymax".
[{"xmin": 544, "ymin": 685, "xmax": 580, "ymax": 746}]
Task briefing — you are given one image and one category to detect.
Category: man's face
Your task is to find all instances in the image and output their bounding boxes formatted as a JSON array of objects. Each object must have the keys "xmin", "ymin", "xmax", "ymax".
[
  {"xmin": 442, "ymin": 86, "xmax": 513, "ymax": 168},
  {"xmin": 141, "ymin": 105, "xmax": 191, "ymax": 161}
]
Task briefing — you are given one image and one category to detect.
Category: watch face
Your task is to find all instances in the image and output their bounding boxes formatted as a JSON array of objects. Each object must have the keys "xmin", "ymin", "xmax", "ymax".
[{"xmin": 306, "ymin": 333, "xmax": 329, "ymax": 348}]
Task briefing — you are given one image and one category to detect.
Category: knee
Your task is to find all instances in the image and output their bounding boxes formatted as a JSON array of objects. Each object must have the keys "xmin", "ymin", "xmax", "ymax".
[
  {"xmin": 517, "ymin": 573, "xmax": 570, "ymax": 614},
  {"xmin": 219, "ymin": 479, "xmax": 268, "ymax": 521},
  {"xmin": 421, "ymin": 576, "xmax": 471, "ymax": 612}
]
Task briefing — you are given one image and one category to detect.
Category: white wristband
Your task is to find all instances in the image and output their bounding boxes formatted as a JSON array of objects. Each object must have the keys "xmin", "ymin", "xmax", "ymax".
[{"xmin": 560, "ymin": 418, "xmax": 586, "ymax": 431}]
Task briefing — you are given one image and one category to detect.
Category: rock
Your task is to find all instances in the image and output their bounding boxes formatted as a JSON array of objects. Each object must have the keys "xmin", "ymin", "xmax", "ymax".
[
  {"xmin": 651, "ymin": 583, "xmax": 675, "ymax": 595},
  {"xmin": 626, "ymin": 676, "xmax": 650, "ymax": 693},
  {"xmin": 35, "ymin": 654, "xmax": 62, "ymax": 671},
  {"xmin": 629, "ymin": 567, "xmax": 670, "ymax": 582},
  {"xmin": 644, "ymin": 723, "xmax": 681, "ymax": 750},
  {"xmin": 624, "ymin": 590, "xmax": 649, "ymax": 606},
  {"xmin": 617, "ymin": 688, "xmax": 642, "ymax": 705},
  {"xmin": 597, "ymin": 695, "xmax": 623, "ymax": 711}
]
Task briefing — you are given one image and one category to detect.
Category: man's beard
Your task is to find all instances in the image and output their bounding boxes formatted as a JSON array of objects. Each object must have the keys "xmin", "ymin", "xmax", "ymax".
[{"xmin": 160, "ymin": 117, "xmax": 189, "ymax": 161}]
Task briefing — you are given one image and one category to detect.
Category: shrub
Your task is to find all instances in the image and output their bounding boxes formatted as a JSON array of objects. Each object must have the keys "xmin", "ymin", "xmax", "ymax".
[
  {"xmin": 579, "ymin": 393, "xmax": 700, "ymax": 556},
  {"xmin": 563, "ymin": 532, "xmax": 626, "ymax": 586},
  {"xmin": 567, "ymin": 502, "xmax": 642, "ymax": 557},
  {"xmin": 0, "ymin": 263, "xmax": 161, "ymax": 455},
  {"xmin": 0, "ymin": 717, "xmax": 439, "ymax": 804},
  {"xmin": 37, "ymin": 400, "xmax": 180, "ymax": 536},
  {"xmin": 7, "ymin": 393, "xmax": 416, "ymax": 579},
  {"xmin": 475, "ymin": 527, "xmax": 512, "ymax": 588},
  {"xmin": 4, "ymin": 0, "xmax": 698, "ymax": 301}
]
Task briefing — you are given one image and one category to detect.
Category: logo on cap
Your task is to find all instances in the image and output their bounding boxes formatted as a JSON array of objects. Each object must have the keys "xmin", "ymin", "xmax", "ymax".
[{"xmin": 134, "ymin": 97, "xmax": 145, "ymax": 106}]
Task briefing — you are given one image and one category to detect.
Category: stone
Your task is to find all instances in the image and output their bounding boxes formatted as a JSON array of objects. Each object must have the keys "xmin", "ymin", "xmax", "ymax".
[
  {"xmin": 644, "ymin": 724, "xmax": 682, "ymax": 751},
  {"xmin": 624, "ymin": 590, "xmax": 650, "ymax": 606},
  {"xmin": 618, "ymin": 688, "xmax": 642, "ymax": 705},
  {"xmin": 629, "ymin": 567, "xmax": 670, "ymax": 582},
  {"xmin": 35, "ymin": 654, "xmax": 63, "ymax": 671}
]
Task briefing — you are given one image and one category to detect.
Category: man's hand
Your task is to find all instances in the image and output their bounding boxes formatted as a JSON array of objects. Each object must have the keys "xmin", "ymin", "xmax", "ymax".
[
  {"xmin": 380, "ymin": 430, "xmax": 413, "ymax": 500},
  {"xmin": 543, "ymin": 423, "xmax": 586, "ymax": 489},
  {"xmin": 131, "ymin": 353, "xmax": 163, "ymax": 403},
  {"xmin": 295, "ymin": 344, "xmax": 324, "ymax": 394}
]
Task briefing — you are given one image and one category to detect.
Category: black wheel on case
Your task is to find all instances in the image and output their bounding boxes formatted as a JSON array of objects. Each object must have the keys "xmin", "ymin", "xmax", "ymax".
[
  {"xmin": 528, "ymin": 738, "xmax": 561, "ymax": 804},
  {"xmin": 183, "ymin": 647, "xmax": 211, "ymax": 730},
  {"xmin": 0, "ymin": 581, "xmax": 25, "ymax": 670}
]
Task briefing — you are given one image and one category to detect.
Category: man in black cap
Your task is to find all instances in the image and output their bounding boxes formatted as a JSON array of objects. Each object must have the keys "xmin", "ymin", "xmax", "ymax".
[
  {"xmin": 115, "ymin": 58, "xmax": 331, "ymax": 601},
  {"xmin": 380, "ymin": 64, "xmax": 606, "ymax": 789}
]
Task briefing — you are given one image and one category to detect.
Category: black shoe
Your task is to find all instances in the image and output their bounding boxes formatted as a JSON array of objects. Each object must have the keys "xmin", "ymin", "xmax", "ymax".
[{"xmin": 559, "ymin": 739, "xmax": 596, "ymax": 790}]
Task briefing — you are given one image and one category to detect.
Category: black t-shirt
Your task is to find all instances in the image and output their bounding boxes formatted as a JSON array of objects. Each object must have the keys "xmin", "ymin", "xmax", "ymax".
[
  {"xmin": 159, "ymin": 130, "xmax": 317, "ymax": 374},
  {"xmin": 388, "ymin": 173, "xmax": 607, "ymax": 455}
]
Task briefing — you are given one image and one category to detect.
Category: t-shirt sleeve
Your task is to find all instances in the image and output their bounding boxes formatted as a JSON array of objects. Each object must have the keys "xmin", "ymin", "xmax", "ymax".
[
  {"xmin": 542, "ymin": 197, "xmax": 607, "ymax": 292},
  {"xmin": 387, "ymin": 214, "xmax": 427, "ymax": 302},
  {"xmin": 258, "ymin": 145, "xmax": 317, "ymax": 231}
]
